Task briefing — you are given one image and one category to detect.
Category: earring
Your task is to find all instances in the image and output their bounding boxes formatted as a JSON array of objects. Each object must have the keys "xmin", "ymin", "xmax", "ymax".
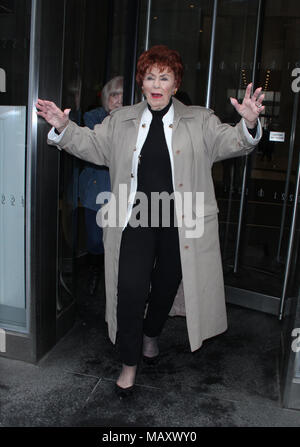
[{"xmin": 173, "ymin": 88, "xmax": 177, "ymax": 95}]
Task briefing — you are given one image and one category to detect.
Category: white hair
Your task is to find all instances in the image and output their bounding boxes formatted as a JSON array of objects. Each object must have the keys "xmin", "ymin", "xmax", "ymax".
[{"xmin": 101, "ymin": 76, "xmax": 123, "ymax": 112}]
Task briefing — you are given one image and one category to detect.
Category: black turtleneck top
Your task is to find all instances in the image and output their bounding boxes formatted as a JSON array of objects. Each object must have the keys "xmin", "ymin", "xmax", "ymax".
[
  {"xmin": 137, "ymin": 100, "xmax": 173, "ymax": 197},
  {"xmin": 135, "ymin": 100, "xmax": 174, "ymax": 226}
]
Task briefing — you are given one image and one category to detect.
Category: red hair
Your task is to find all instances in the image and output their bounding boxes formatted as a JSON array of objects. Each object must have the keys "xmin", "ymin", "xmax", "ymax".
[{"xmin": 136, "ymin": 45, "xmax": 183, "ymax": 88}]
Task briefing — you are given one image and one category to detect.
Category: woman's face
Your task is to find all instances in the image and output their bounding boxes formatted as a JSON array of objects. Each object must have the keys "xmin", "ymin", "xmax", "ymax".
[
  {"xmin": 142, "ymin": 65, "xmax": 177, "ymax": 110},
  {"xmin": 108, "ymin": 90, "xmax": 123, "ymax": 113}
]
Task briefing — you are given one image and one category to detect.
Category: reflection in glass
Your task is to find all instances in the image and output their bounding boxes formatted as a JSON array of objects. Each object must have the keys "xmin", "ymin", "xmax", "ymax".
[
  {"xmin": 57, "ymin": 0, "xmax": 109, "ymax": 312},
  {"xmin": 0, "ymin": 106, "xmax": 26, "ymax": 329},
  {"xmin": 216, "ymin": 2, "xmax": 300, "ymax": 300},
  {"xmin": 0, "ymin": 0, "xmax": 31, "ymax": 331}
]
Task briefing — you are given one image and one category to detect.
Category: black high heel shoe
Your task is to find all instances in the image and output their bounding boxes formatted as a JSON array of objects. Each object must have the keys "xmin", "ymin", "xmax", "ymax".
[
  {"xmin": 142, "ymin": 354, "xmax": 159, "ymax": 365},
  {"xmin": 115, "ymin": 383, "xmax": 135, "ymax": 398},
  {"xmin": 142, "ymin": 335, "xmax": 159, "ymax": 365}
]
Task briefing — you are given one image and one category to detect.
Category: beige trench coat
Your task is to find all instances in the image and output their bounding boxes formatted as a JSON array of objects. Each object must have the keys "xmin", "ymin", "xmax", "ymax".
[{"xmin": 50, "ymin": 98, "xmax": 259, "ymax": 352}]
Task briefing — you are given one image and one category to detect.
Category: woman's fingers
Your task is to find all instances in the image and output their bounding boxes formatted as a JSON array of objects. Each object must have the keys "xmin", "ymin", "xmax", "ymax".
[
  {"xmin": 230, "ymin": 97, "xmax": 240, "ymax": 110},
  {"xmin": 63, "ymin": 108, "xmax": 71, "ymax": 117},
  {"xmin": 230, "ymin": 84, "xmax": 264, "ymax": 124},
  {"xmin": 35, "ymin": 100, "xmax": 48, "ymax": 118},
  {"xmin": 230, "ymin": 97, "xmax": 244, "ymax": 115},
  {"xmin": 36, "ymin": 99, "xmax": 60, "ymax": 115},
  {"xmin": 36, "ymin": 99, "xmax": 59, "ymax": 113},
  {"xmin": 255, "ymin": 92, "xmax": 265, "ymax": 105},
  {"xmin": 35, "ymin": 98, "xmax": 69, "ymax": 130},
  {"xmin": 230, "ymin": 86, "xmax": 264, "ymax": 109},
  {"xmin": 244, "ymin": 83, "xmax": 252, "ymax": 99},
  {"xmin": 251, "ymin": 87, "xmax": 263, "ymax": 103},
  {"xmin": 35, "ymin": 99, "xmax": 45, "ymax": 112}
]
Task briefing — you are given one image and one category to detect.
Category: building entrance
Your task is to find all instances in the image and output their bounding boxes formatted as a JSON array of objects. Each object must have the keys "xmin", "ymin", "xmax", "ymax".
[{"xmin": 1, "ymin": 0, "xmax": 300, "ymax": 409}]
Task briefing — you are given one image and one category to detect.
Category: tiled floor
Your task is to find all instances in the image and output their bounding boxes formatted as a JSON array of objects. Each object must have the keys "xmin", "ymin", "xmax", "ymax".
[{"xmin": 1, "ymin": 265, "xmax": 300, "ymax": 427}]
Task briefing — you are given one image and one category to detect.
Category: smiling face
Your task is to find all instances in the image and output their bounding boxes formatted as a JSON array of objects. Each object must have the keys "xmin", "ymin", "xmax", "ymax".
[{"xmin": 142, "ymin": 65, "xmax": 177, "ymax": 110}]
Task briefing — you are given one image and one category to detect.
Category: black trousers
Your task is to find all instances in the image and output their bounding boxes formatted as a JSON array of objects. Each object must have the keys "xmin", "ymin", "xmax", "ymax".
[{"xmin": 117, "ymin": 225, "xmax": 182, "ymax": 366}]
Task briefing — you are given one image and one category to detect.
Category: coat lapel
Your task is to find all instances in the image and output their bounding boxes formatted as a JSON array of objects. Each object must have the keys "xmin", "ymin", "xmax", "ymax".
[
  {"xmin": 117, "ymin": 100, "xmax": 147, "ymax": 128},
  {"xmin": 172, "ymin": 97, "xmax": 195, "ymax": 131}
]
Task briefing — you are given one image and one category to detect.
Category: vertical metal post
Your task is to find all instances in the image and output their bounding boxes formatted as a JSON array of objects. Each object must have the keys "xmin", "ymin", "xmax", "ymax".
[
  {"xmin": 144, "ymin": 0, "xmax": 152, "ymax": 51},
  {"xmin": 123, "ymin": 0, "xmax": 141, "ymax": 106},
  {"xmin": 205, "ymin": 0, "xmax": 218, "ymax": 108},
  {"xmin": 250, "ymin": 0, "xmax": 263, "ymax": 87},
  {"xmin": 277, "ymin": 92, "xmax": 299, "ymax": 261},
  {"xmin": 233, "ymin": 0, "xmax": 263, "ymax": 272},
  {"xmin": 104, "ymin": 0, "xmax": 115, "ymax": 83},
  {"xmin": 26, "ymin": 0, "xmax": 40, "ymax": 335},
  {"xmin": 279, "ymin": 153, "xmax": 300, "ymax": 320},
  {"xmin": 223, "ymin": 163, "xmax": 235, "ymax": 260},
  {"xmin": 234, "ymin": 156, "xmax": 248, "ymax": 272}
]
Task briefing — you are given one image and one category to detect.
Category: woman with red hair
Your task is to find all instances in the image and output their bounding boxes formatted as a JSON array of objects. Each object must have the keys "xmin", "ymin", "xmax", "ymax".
[{"xmin": 36, "ymin": 45, "xmax": 264, "ymax": 397}]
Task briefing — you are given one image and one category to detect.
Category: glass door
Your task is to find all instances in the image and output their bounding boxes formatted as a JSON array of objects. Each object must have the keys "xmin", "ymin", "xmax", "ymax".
[{"xmin": 214, "ymin": 1, "xmax": 300, "ymax": 317}]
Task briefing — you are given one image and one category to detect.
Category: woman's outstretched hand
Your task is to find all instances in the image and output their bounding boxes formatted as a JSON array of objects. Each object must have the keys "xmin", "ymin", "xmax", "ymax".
[
  {"xmin": 230, "ymin": 83, "xmax": 265, "ymax": 128},
  {"xmin": 36, "ymin": 99, "xmax": 71, "ymax": 133}
]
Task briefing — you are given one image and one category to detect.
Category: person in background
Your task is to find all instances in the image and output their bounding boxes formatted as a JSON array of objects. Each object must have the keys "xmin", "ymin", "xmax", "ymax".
[{"xmin": 79, "ymin": 76, "xmax": 123, "ymax": 295}]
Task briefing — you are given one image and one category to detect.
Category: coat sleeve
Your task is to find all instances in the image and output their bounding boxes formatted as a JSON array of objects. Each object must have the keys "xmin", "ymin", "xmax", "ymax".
[
  {"xmin": 202, "ymin": 110, "xmax": 262, "ymax": 164},
  {"xmin": 47, "ymin": 113, "xmax": 113, "ymax": 167}
]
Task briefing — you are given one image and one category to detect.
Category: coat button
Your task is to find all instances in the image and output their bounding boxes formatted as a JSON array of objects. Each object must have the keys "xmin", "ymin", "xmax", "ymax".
[
  {"xmin": 133, "ymin": 148, "xmax": 136, "ymax": 151},
  {"xmin": 131, "ymin": 173, "xmax": 134, "ymax": 178},
  {"xmin": 176, "ymin": 150, "xmax": 180, "ymax": 154},
  {"xmin": 184, "ymin": 245, "xmax": 189, "ymax": 249},
  {"xmin": 169, "ymin": 124, "xmax": 173, "ymax": 128},
  {"xmin": 93, "ymin": 180, "xmax": 97, "ymax": 184},
  {"xmin": 178, "ymin": 183, "xmax": 183, "ymax": 187},
  {"xmin": 142, "ymin": 123, "xmax": 146, "ymax": 128}
]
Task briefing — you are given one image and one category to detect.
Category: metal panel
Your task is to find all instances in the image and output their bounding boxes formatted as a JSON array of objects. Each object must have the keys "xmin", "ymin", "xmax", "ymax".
[
  {"xmin": 25, "ymin": 0, "xmax": 40, "ymax": 360},
  {"xmin": 225, "ymin": 286, "xmax": 288, "ymax": 316},
  {"xmin": 33, "ymin": 0, "xmax": 65, "ymax": 360}
]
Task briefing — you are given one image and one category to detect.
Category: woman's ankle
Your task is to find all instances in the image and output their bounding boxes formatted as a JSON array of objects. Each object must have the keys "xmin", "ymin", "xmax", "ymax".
[
  {"xmin": 116, "ymin": 364, "xmax": 137, "ymax": 389},
  {"xmin": 143, "ymin": 334, "xmax": 159, "ymax": 358}
]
